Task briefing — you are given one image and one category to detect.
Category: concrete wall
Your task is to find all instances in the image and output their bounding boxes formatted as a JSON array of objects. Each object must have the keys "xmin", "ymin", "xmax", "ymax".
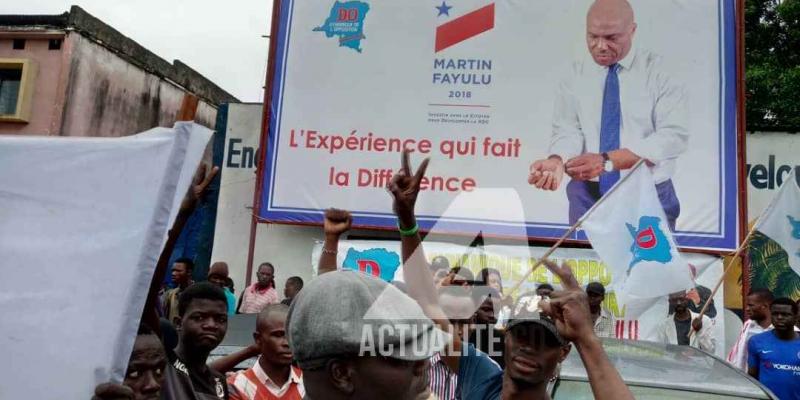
[
  {"xmin": 59, "ymin": 33, "xmax": 216, "ymax": 137},
  {"xmin": 0, "ymin": 36, "xmax": 69, "ymax": 135},
  {"xmin": 0, "ymin": 31, "xmax": 217, "ymax": 137}
]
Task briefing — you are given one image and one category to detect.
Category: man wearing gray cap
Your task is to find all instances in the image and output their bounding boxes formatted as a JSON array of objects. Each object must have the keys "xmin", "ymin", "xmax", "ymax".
[
  {"xmin": 388, "ymin": 150, "xmax": 634, "ymax": 400},
  {"xmin": 286, "ymin": 209, "xmax": 444, "ymax": 400}
]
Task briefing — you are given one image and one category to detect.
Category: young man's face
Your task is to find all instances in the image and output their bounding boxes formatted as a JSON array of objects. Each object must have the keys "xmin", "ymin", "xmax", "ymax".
[
  {"xmin": 587, "ymin": 292, "xmax": 604, "ymax": 309},
  {"xmin": 257, "ymin": 265, "xmax": 274, "ymax": 287},
  {"xmin": 474, "ymin": 297, "xmax": 498, "ymax": 326},
  {"xmin": 171, "ymin": 263, "xmax": 190, "ymax": 286},
  {"xmin": 255, "ymin": 311, "xmax": 293, "ymax": 366},
  {"xmin": 283, "ymin": 280, "xmax": 300, "ymax": 299},
  {"xmin": 504, "ymin": 324, "xmax": 569, "ymax": 385},
  {"xmin": 124, "ymin": 334, "xmax": 167, "ymax": 400},
  {"xmin": 745, "ymin": 294, "xmax": 769, "ymax": 321},
  {"xmin": 177, "ymin": 298, "xmax": 228, "ymax": 352},
  {"xmin": 771, "ymin": 304, "xmax": 797, "ymax": 333},
  {"xmin": 668, "ymin": 293, "xmax": 689, "ymax": 313}
]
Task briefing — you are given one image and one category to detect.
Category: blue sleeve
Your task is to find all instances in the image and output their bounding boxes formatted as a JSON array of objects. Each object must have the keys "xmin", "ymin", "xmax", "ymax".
[
  {"xmin": 457, "ymin": 344, "xmax": 502, "ymax": 400},
  {"xmin": 747, "ymin": 334, "xmax": 759, "ymax": 369}
]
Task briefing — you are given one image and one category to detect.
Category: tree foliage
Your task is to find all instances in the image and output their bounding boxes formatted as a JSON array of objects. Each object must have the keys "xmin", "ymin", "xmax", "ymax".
[
  {"xmin": 745, "ymin": 0, "xmax": 800, "ymax": 131},
  {"xmin": 749, "ymin": 232, "xmax": 800, "ymax": 298}
]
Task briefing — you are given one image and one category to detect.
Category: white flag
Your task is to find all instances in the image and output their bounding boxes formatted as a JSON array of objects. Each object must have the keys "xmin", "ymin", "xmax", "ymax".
[
  {"xmin": 755, "ymin": 168, "xmax": 800, "ymax": 276},
  {"xmin": 581, "ymin": 164, "xmax": 694, "ymax": 298},
  {"xmin": 0, "ymin": 123, "xmax": 212, "ymax": 400}
]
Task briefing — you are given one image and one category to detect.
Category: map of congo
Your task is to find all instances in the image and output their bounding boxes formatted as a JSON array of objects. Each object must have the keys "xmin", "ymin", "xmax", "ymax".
[
  {"xmin": 313, "ymin": 1, "xmax": 370, "ymax": 52},
  {"xmin": 625, "ymin": 216, "xmax": 673, "ymax": 275},
  {"xmin": 342, "ymin": 247, "xmax": 400, "ymax": 282}
]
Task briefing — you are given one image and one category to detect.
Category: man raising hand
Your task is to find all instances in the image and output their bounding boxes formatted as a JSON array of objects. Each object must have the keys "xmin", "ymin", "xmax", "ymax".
[{"xmin": 388, "ymin": 150, "xmax": 634, "ymax": 400}]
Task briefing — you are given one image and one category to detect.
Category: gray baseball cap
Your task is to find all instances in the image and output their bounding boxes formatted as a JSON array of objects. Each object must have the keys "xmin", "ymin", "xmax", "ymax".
[{"xmin": 287, "ymin": 270, "xmax": 449, "ymax": 369}]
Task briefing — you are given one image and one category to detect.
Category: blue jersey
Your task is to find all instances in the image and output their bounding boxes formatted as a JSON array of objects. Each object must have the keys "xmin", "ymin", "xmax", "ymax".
[
  {"xmin": 457, "ymin": 344, "xmax": 503, "ymax": 400},
  {"xmin": 748, "ymin": 330, "xmax": 800, "ymax": 400}
]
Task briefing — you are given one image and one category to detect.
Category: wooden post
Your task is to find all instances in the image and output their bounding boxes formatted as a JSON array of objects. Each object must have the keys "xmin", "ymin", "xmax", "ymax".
[{"xmin": 176, "ymin": 94, "xmax": 199, "ymax": 122}]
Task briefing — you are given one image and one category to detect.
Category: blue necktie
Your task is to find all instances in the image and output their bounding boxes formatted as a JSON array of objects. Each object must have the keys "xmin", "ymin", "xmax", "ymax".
[{"xmin": 599, "ymin": 63, "xmax": 621, "ymax": 195}]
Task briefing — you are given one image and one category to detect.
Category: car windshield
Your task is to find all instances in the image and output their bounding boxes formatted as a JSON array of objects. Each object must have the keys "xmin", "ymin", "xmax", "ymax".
[
  {"xmin": 558, "ymin": 339, "xmax": 771, "ymax": 398},
  {"xmin": 554, "ymin": 380, "xmax": 759, "ymax": 400}
]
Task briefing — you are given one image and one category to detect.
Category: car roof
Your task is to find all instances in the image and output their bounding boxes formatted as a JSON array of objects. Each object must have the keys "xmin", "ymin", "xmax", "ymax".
[
  {"xmin": 208, "ymin": 314, "xmax": 258, "ymax": 370},
  {"xmin": 559, "ymin": 339, "xmax": 772, "ymax": 399}
]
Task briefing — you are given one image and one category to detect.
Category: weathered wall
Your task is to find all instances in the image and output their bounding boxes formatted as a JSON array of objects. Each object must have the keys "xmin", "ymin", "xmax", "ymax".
[
  {"xmin": 59, "ymin": 33, "xmax": 216, "ymax": 137},
  {"xmin": 0, "ymin": 36, "xmax": 70, "ymax": 135}
]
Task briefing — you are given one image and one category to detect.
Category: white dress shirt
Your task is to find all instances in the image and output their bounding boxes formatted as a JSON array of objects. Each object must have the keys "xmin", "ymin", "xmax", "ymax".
[
  {"xmin": 655, "ymin": 311, "xmax": 716, "ymax": 353},
  {"xmin": 549, "ymin": 47, "xmax": 689, "ymax": 184}
]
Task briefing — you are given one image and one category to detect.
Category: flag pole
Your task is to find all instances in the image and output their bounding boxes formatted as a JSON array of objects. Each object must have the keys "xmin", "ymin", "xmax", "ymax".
[
  {"xmin": 688, "ymin": 221, "xmax": 759, "ymax": 339},
  {"xmin": 690, "ymin": 168, "xmax": 797, "ymax": 337},
  {"xmin": 506, "ymin": 160, "xmax": 647, "ymax": 296}
]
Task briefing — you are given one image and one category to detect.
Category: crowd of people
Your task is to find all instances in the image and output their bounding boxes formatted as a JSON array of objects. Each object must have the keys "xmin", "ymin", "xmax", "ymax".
[
  {"xmin": 94, "ymin": 150, "xmax": 640, "ymax": 400},
  {"xmin": 92, "ymin": 151, "xmax": 800, "ymax": 400}
]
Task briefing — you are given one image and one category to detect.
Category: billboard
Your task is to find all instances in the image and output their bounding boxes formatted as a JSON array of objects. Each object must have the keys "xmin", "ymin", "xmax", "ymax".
[{"xmin": 259, "ymin": 0, "xmax": 741, "ymax": 251}]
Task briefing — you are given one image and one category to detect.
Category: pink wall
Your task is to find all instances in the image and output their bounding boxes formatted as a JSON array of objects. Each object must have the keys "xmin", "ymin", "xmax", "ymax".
[
  {"xmin": 0, "ymin": 32, "xmax": 217, "ymax": 137},
  {"xmin": 0, "ymin": 35, "xmax": 70, "ymax": 135}
]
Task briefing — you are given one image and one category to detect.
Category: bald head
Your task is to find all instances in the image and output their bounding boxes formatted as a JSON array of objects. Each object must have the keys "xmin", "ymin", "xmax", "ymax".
[
  {"xmin": 253, "ymin": 304, "xmax": 293, "ymax": 366},
  {"xmin": 586, "ymin": 0, "xmax": 637, "ymax": 66},
  {"xmin": 256, "ymin": 304, "xmax": 289, "ymax": 332}
]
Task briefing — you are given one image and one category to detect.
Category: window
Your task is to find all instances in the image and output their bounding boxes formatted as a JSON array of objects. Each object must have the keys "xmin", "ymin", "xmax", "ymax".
[
  {"xmin": 12, "ymin": 39, "xmax": 25, "ymax": 50},
  {"xmin": 0, "ymin": 68, "xmax": 22, "ymax": 114},
  {"xmin": 0, "ymin": 59, "xmax": 37, "ymax": 123},
  {"xmin": 48, "ymin": 39, "xmax": 62, "ymax": 50}
]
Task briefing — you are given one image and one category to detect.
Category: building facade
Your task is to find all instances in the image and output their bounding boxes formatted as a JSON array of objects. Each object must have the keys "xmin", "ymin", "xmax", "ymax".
[{"xmin": 0, "ymin": 6, "xmax": 237, "ymax": 136}]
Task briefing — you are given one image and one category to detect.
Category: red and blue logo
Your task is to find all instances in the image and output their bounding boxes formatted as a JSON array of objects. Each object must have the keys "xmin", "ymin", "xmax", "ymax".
[{"xmin": 625, "ymin": 216, "xmax": 673, "ymax": 275}]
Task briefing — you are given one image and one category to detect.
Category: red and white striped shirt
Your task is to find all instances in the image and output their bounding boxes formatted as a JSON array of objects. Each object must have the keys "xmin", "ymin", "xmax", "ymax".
[
  {"xmin": 239, "ymin": 284, "xmax": 279, "ymax": 314},
  {"xmin": 428, "ymin": 352, "xmax": 457, "ymax": 400},
  {"xmin": 228, "ymin": 362, "xmax": 304, "ymax": 400}
]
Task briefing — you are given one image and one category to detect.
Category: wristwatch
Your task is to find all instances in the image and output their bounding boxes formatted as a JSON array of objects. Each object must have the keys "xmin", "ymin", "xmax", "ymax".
[{"xmin": 601, "ymin": 152, "xmax": 614, "ymax": 173}]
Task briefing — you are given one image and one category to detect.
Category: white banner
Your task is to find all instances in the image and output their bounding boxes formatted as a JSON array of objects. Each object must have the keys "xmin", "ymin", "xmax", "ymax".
[
  {"xmin": 0, "ymin": 123, "xmax": 212, "ymax": 399},
  {"xmin": 312, "ymin": 240, "xmax": 726, "ymax": 357},
  {"xmin": 262, "ymin": 0, "xmax": 740, "ymax": 251}
]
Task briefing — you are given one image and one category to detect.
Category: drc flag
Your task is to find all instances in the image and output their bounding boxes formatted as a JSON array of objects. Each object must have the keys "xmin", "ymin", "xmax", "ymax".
[{"xmin": 581, "ymin": 164, "xmax": 694, "ymax": 298}]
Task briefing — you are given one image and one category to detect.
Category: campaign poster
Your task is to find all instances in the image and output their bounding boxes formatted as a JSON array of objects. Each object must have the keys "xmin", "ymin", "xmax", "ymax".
[{"xmin": 260, "ymin": 0, "xmax": 740, "ymax": 251}]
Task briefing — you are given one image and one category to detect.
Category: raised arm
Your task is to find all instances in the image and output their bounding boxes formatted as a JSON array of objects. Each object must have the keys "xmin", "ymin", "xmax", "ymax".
[
  {"xmin": 541, "ymin": 261, "xmax": 634, "ymax": 400},
  {"xmin": 142, "ymin": 164, "xmax": 219, "ymax": 333},
  {"xmin": 207, "ymin": 343, "xmax": 259, "ymax": 373},
  {"xmin": 317, "ymin": 208, "xmax": 352, "ymax": 275},
  {"xmin": 387, "ymin": 151, "xmax": 462, "ymax": 372}
]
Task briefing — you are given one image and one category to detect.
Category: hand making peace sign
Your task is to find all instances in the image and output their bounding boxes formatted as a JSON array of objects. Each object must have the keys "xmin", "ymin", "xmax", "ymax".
[{"xmin": 387, "ymin": 150, "xmax": 430, "ymax": 226}]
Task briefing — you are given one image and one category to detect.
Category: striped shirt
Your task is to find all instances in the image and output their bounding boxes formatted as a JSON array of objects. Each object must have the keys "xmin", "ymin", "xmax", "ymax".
[
  {"xmin": 428, "ymin": 353, "xmax": 458, "ymax": 400},
  {"xmin": 228, "ymin": 361, "xmax": 304, "ymax": 400},
  {"xmin": 239, "ymin": 284, "xmax": 279, "ymax": 314}
]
